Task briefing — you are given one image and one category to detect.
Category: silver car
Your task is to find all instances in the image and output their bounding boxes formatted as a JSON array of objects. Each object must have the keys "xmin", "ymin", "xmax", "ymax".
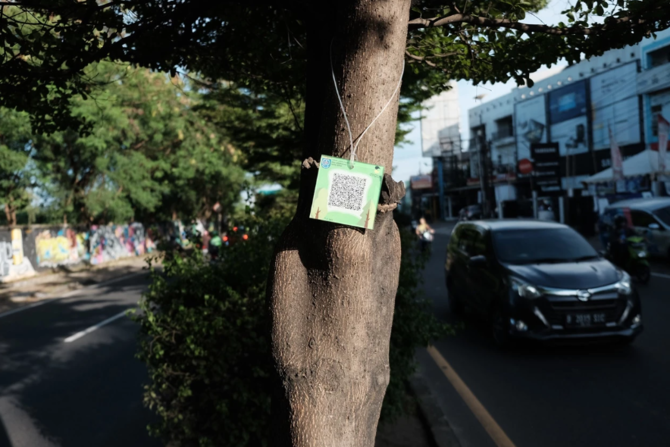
[{"xmin": 604, "ymin": 197, "xmax": 670, "ymax": 259}]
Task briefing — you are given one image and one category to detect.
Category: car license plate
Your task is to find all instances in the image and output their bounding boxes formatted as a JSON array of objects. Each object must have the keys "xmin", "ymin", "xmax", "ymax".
[{"xmin": 565, "ymin": 313, "xmax": 607, "ymax": 327}]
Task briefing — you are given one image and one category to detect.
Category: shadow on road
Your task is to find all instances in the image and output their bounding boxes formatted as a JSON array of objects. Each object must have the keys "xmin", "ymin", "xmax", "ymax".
[{"xmin": 0, "ymin": 279, "xmax": 161, "ymax": 447}]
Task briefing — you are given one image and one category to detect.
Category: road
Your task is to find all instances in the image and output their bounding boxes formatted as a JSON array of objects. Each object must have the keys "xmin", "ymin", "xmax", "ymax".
[
  {"xmin": 0, "ymin": 274, "xmax": 160, "ymax": 447},
  {"xmin": 419, "ymin": 228, "xmax": 670, "ymax": 447}
]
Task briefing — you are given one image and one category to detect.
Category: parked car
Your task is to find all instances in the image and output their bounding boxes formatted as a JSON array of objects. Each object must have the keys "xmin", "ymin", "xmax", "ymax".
[
  {"xmin": 458, "ymin": 204, "xmax": 482, "ymax": 221},
  {"xmin": 601, "ymin": 197, "xmax": 670, "ymax": 259},
  {"xmin": 445, "ymin": 220, "xmax": 642, "ymax": 346}
]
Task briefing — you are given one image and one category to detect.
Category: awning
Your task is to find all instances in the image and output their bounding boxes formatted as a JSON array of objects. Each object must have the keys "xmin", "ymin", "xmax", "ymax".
[{"xmin": 583, "ymin": 149, "xmax": 670, "ymax": 184}]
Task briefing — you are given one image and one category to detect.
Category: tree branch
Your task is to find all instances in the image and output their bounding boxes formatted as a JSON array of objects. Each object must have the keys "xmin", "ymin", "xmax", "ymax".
[
  {"xmin": 407, "ymin": 12, "xmax": 654, "ymax": 36},
  {"xmin": 404, "ymin": 51, "xmax": 450, "ymax": 73},
  {"xmin": 405, "ymin": 50, "xmax": 459, "ymax": 61}
]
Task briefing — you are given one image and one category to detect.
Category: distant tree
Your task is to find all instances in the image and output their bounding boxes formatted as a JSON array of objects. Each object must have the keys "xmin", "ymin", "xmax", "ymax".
[
  {"xmin": 2, "ymin": 1, "xmax": 670, "ymax": 446},
  {"xmin": 0, "ymin": 108, "xmax": 33, "ymax": 226},
  {"xmin": 33, "ymin": 62, "xmax": 244, "ymax": 224}
]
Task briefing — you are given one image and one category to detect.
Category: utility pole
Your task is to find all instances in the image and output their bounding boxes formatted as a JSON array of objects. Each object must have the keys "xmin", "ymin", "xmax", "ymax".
[
  {"xmin": 436, "ymin": 157, "xmax": 446, "ymax": 221},
  {"xmin": 478, "ymin": 129, "xmax": 491, "ymax": 218},
  {"xmin": 438, "ymin": 136, "xmax": 457, "ymax": 222}
]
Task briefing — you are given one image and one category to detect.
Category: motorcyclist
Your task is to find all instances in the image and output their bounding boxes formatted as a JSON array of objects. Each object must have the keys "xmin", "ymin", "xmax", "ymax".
[
  {"xmin": 609, "ymin": 215, "xmax": 635, "ymax": 266},
  {"xmin": 209, "ymin": 231, "xmax": 223, "ymax": 260},
  {"xmin": 415, "ymin": 217, "xmax": 435, "ymax": 253}
]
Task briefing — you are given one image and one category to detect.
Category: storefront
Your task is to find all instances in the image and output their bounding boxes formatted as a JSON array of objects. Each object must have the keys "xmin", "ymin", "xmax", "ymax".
[{"xmin": 583, "ymin": 149, "xmax": 670, "ymax": 211}]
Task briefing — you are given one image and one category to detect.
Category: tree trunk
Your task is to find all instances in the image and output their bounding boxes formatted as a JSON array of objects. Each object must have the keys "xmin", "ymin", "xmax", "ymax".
[
  {"xmin": 268, "ymin": 1, "xmax": 410, "ymax": 446},
  {"xmin": 5, "ymin": 202, "xmax": 17, "ymax": 227}
]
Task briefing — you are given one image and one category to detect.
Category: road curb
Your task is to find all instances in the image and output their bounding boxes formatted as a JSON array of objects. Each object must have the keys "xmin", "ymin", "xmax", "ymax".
[
  {"xmin": 409, "ymin": 367, "xmax": 462, "ymax": 447},
  {"xmin": 0, "ymin": 270, "xmax": 150, "ymax": 319},
  {"xmin": 0, "ymin": 254, "xmax": 156, "ymax": 289}
]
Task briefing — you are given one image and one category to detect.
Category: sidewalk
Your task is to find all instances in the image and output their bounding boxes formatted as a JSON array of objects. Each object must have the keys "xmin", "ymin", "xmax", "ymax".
[
  {"xmin": 0, "ymin": 254, "xmax": 159, "ymax": 315},
  {"xmin": 375, "ymin": 391, "xmax": 436, "ymax": 447}
]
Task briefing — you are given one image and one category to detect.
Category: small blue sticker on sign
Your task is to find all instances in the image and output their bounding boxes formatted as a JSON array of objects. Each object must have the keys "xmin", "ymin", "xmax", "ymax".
[{"xmin": 321, "ymin": 157, "xmax": 331, "ymax": 169}]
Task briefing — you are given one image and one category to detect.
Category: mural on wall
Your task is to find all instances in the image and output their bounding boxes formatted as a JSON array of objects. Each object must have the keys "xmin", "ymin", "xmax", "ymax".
[
  {"xmin": 0, "ymin": 229, "xmax": 36, "ymax": 282},
  {"xmin": 0, "ymin": 241, "xmax": 11, "ymax": 277},
  {"xmin": 29, "ymin": 223, "xmax": 156, "ymax": 268},
  {"xmin": 35, "ymin": 228, "xmax": 87, "ymax": 267},
  {"xmin": 89, "ymin": 223, "xmax": 155, "ymax": 265}
]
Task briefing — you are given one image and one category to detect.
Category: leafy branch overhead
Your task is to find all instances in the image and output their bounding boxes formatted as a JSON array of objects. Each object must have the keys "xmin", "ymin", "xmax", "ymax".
[
  {"xmin": 405, "ymin": 0, "xmax": 670, "ymax": 85},
  {"xmin": 1, "ymin": 1, "xmax": 669, "ymax": 132}
]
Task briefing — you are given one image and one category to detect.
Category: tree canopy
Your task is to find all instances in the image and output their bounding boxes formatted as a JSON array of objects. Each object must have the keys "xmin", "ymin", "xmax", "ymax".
[
  {"xmin": 3, "ymin": 1, "xmax": 669, "ymax": 135},
  {"xmin": 0, "ymin": 107, "xmax": 33, "ymax": 225},
  {"xmin": 0, "ymin": 60, "xmax": 245, "ymax": 225}
]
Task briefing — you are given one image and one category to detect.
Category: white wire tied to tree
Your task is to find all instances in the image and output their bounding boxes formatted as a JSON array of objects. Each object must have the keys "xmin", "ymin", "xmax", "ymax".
[{"xmin": 330, "ymin": 39, "xmax": 405, "ymax": 169}]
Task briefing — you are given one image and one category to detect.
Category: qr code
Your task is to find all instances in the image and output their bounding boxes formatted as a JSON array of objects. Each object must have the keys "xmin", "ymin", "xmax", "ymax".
[{"xmin": 328, "ymin": 173, "xmax": 367, "ymax": 211}]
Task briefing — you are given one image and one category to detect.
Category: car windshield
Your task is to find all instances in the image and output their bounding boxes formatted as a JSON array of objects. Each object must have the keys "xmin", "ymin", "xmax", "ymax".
[
  {"xmin": 655, "ymin": 205, "xmax": 670, "ymax": 227},
  {"xmin": 493, "ymin": 228, "xmax": 598, "ymax": 264}
]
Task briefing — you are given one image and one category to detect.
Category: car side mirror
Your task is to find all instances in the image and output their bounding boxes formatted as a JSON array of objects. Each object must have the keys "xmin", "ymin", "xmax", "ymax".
[
  {"xmin": 649, "ymin": 223, "xmax": 661, "ymax": 230},
  {"xmin": 468, "ymin": 255, "xmax": 487, "ymax": 267}
]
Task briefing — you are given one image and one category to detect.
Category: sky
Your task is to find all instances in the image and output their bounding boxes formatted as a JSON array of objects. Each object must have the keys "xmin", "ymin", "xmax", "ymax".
[{"xmin": 392, "ymin": 0, "xmax": 572, "ymax": 184}]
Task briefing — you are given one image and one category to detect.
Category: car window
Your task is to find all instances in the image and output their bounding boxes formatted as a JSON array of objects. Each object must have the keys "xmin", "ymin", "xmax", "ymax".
[
  {"xmin": 467, "ymin": 227, "xmax": 487, "ymax": 257},
  {"xmin": 492, "ymin": 228, "xmax": 598, "ymax": 264},
  {"xmin": 450, "ymin": 225, "xmax": 470, "ymax": 252},
  {"xmin": 654, "ymin": 206, "xmax": 670, "ymax": 227},
  {"xmin": 631, "ymin": 210, "xmax": 661, "ymax": 228},
  {"xmin": 457, "ymin": 228, "xmax": 475, "ymax": 253},
  {"xmin": 455, "ymin": 226, "xmax": 487, "ymax": 256}
]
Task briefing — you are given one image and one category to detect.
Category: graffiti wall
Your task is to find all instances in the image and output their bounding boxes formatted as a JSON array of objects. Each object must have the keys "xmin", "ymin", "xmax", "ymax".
[
  {"xmin": 0, "ymin": 223, "xmax": 156, "ymax": 281},
  {"xmin": 88, "ymin": 223, "xmax": 155, "ymax": 265},
  {"xmin": 35, "ymin": 228, "xmax": 87, "ymax": 267},
  {"xmin": 0, "ymin": 229, "xmax": 36, "ymax": 282}
]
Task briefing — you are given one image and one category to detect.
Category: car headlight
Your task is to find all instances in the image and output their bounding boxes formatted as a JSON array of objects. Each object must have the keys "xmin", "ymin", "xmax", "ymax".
[
  {"xmin": 511, "ymin": 277, "xmax": 542, "ymax": 299},
  {"xmin": 615, "ymin": 271, "xmax": 633, "ymax": 295}
]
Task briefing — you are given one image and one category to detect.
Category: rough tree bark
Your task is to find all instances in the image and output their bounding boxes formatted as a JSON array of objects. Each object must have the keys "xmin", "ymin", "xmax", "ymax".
[
  {"xmin": 4, "ymin": 202, "xmax": 17, "ymax": 227},
  {"xmin": 267, "ymin": 1, "xmax": 411, "ymax": 446}
]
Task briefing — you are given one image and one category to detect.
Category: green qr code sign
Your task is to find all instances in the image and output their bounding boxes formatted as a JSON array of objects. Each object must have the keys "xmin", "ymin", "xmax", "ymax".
[{"xmin": 310, "ymin": 155, "xmax": 384, "ymax": 229}]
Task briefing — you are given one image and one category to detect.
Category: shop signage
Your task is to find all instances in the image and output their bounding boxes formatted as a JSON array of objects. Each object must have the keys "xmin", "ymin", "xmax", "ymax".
[
  {"xmin": 531, "ymin": 143, "xmax": 562, "ymax": 195},
  {"xmin": 518, "ymin": 158, "xmax": 533, "ymax": 175}
]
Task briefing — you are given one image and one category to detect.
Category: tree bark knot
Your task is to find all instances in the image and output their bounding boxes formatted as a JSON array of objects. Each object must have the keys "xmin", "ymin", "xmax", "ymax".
[
  {"xmin": 302, "ymin": 157, "xmax": 320, "ymax": 169},
  {"xmin": 378, "ymin": 173, "xmax": 405, "ymax": 213},
  {"xmin": 302, "ymin": 159, "xmax": 405, "ymax": 214}
]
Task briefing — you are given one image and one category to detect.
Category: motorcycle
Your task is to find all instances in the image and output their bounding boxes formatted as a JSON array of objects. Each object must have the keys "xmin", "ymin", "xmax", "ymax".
[
  {"xmin": 605, "ymin": 235, "xmax": 651, "ymax": 284},
  {"xmin": 208, "ymin": 233, "xmax": 223, "ymax": 263}
]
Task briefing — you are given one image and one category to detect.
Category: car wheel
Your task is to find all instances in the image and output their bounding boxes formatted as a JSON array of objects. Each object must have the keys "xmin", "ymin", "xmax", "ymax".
[
  {"xmin": 491, "ymin": 306, "xmax": 512, "ymax": 348},
  {"xmin": 447, "ymin": 278, "xmax": 464, "ymax": 315}
]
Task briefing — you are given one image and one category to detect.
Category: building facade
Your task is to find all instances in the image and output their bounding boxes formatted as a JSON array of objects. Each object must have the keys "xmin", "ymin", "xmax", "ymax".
[
  {"xmin": 463, "ymin": 30, "xmax": 670, "ymax": 226},
  {"xmin": 419, "ymin": 82, "xmax": 464, "ymax": 219}
]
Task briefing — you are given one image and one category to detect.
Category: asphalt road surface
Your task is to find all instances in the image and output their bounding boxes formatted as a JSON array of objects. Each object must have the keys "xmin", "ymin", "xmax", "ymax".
[
  {"xmin": 0, "ymin": 274, "xmax": 160, "ymax": 447},
  {"xmin": 419, "ymin": 228, "xmax": 670, "ymax": 447}
]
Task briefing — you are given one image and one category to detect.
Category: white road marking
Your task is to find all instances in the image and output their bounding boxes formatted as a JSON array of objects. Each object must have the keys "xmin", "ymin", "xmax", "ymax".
[
  {"xmin": 63, "ymin": 310, "xmax": 130, "ymax": 343},
  {"xmin": 652, "ymin": 272, "xmax": 670, "ymax": 280},
  {"xmin": 0, "ymin": 301, "xmax": 49, "ymax": 319},
  {"xmin": 0, "ymin": 396, "xmax": 57, "ymax": 447}
]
